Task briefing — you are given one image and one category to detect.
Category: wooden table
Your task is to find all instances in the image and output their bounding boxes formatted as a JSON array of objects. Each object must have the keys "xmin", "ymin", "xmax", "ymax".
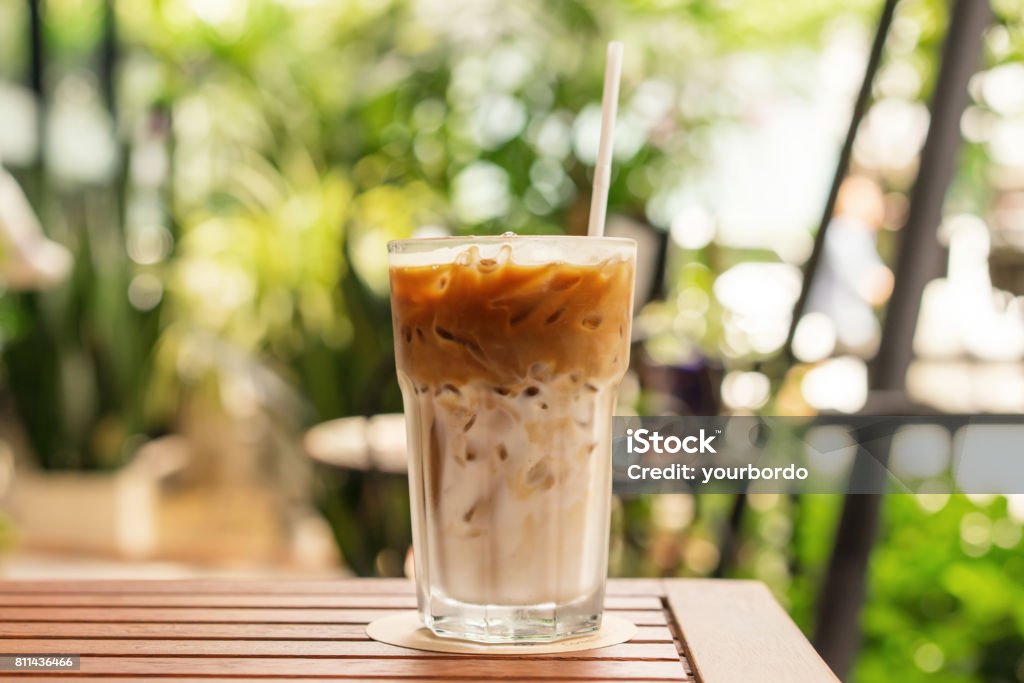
[{"xmin": 0, "ymin": 578, "xmax": 838, "ymax": 682}]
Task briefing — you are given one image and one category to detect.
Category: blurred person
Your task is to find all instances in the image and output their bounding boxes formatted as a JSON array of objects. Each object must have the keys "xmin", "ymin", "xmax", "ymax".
[
  {"xmin": 800, "ymin": 175, "xmax": 892, "ymax": 359},
  {"xmin": 0, "ymin": 162, "xmax": 72, "ymax": 290}
]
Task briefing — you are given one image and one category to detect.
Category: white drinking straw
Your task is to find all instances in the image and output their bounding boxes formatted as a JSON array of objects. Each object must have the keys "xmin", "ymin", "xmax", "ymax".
[{"xmin": 586, "ymin": 41, "xmax": 624, "ymax": 238}]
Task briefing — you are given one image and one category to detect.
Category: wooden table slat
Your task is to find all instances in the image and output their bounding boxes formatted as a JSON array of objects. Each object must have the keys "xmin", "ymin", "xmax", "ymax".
[
  {"xmin": 0, "ymin": 578, "xmax": 667, "ymax": 597},
  {"xmin": 16, "ymin": 678, "xmax": 685, "ymax": 683},
  {"xmin": 0, "ymin": 621, "xmax": 675, "ymax": 643},
  {"xmin": 10, "ymin": 656, "xmax": 691, "ymax": 680},
  {"xmin": 0, "ymin": 607, "xmax": 668, "ymax": 626},
  {"xmin": 0, "ymin": 593, "xmax": 661, "ymax": 610},
  {"xmin": 0, "ymin": 638, "xmax": 681, "ymax": 661},
  {"xmin": 664, "ymin": 579, "xmax": 838, "ymax": 683}
]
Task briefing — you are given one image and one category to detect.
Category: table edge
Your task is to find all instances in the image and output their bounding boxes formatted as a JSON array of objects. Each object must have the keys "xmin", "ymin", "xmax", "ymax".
[{"xmin": 662, "ymin": 579, "xmax": 840, "ymax": 683}]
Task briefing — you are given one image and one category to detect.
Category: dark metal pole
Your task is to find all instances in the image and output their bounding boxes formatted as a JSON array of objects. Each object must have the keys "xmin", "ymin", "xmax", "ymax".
[
  {"xmin": 735, "ymin": 0, "xmax": 897, "ymax": 586},
  {"xmin": 813, "ymin": 1, "xmax": 993, "ymax": 679},
  {"xmin": 27, "ymin": 0, "xmax": 45, "ymax": 173},
  {"xmin": 783, "ymin": 0, "xmax": 899, "ymax": 362},
  {"xmin": 871, "ymin": 0, "xmax": 992, "ymax": 393},
  {"xmin": 812, "ymin": 435, "xmax": 891, "ymax": 680},
  {"xmin": 712, "ymin": 492, "xmax": 746, "ymax": 577},
  {"xmin": 27, "ymin": 0, "xmax": 44, "ymax": 96},
  {"xmin": 99, "ymin": 0, "xmax": 118, "ymax": 116}
]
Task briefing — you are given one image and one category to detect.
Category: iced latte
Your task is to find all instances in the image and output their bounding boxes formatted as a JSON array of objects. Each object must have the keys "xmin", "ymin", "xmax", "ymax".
[{"xmin": 388, "ymin": 235, "xmax": 635, "ymax": 642}]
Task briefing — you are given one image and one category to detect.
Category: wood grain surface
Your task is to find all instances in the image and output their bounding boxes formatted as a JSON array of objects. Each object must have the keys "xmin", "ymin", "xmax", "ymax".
[
  {"xmin": 0, "ymin": 578, "xmax": 836, "ymax": 681},
  {"xmin": 665, "ymin": 579, "xmax": 840, "ymax": 683}
]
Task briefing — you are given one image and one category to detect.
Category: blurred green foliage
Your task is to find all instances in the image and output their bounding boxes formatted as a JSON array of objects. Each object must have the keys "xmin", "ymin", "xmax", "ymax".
[{"xmin": 858, "ymin": 496, "xmax": 1024, "ymax": 682}]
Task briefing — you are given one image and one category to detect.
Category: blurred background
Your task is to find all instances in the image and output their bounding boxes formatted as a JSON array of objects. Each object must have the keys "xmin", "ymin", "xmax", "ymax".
[{"xmin": 0, "ymin": 0, "xmax": 1022, "ymax": 680}]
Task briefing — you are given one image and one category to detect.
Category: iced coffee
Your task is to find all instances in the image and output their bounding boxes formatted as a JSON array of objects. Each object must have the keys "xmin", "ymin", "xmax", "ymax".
[{"xmin": 388, "ymin": 235, "xmax": 635, "ymax": 642}]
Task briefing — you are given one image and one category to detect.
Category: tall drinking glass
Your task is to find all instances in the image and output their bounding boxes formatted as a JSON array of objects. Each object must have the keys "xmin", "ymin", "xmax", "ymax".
[{"xmin": 388, "ymin": 235, "xmax": 635, "ymax": 643}]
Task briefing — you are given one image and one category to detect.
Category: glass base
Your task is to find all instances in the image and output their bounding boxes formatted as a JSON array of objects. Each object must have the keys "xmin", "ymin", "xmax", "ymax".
[{"xmin": 422, "ymin": 593, "xmax": 603, "ymax": 644}]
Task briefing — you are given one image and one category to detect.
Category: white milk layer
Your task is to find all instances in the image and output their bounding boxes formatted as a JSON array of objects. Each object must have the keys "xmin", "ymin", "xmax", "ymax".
[{"xmin": 400, "ymin": 374, "xmax": 614, "ymax": 606}]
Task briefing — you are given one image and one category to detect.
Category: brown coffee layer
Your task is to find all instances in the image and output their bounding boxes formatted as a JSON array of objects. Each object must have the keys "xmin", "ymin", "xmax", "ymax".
[{"xmin": 390, "ymin": 249, "xmax": 634, "ymax": 387}]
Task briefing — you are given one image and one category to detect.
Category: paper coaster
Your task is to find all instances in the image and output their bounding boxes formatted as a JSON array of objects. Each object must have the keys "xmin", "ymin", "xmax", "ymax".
[{"xmin": 366, "ymin": 611, "xmax": 636, "ymax": 655}]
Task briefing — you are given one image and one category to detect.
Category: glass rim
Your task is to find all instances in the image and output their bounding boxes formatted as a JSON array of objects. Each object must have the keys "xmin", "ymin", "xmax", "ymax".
[{"xmin": 387, "ymin": 234, "xmax": 636, "ymax": 252}]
